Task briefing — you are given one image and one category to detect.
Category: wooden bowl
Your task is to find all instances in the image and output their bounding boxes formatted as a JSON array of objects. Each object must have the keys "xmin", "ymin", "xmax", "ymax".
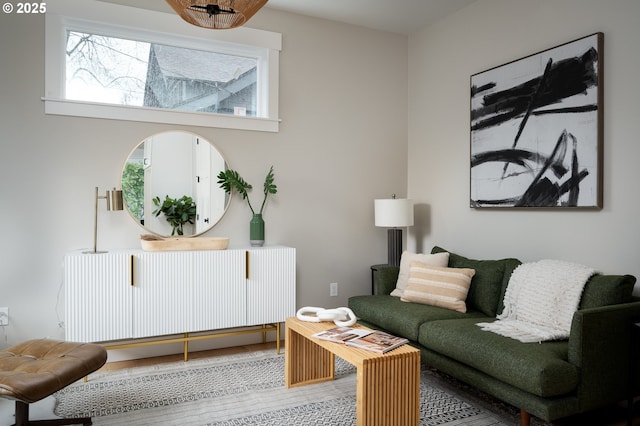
[{"xmin": 140, "ymin": 235, "xmax": 229, "ymax": 251}]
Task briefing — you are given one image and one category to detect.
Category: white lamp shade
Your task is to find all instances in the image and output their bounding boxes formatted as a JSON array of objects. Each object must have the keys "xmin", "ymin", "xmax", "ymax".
[{"xmin": 374, "ymin": 198, "xmax": 414, "ymax": 227}]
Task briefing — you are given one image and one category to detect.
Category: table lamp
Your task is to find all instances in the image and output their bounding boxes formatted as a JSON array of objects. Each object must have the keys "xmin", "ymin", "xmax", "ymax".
[
  {"xmin": 84, "ymin": 187, "xmax": 124, "ymax": 254},
  {"xmin": 374, "ymin": 196, "xmax": 414, "ymax": 266}
]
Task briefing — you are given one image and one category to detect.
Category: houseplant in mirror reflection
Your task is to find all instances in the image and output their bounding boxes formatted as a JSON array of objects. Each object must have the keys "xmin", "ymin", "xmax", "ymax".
[
  {"xmin": 152, "ymin": 195, "xmax": 197, "ymax": 236},
  {"xmin": 217, "ymin": 166, "xmax": 277, "ymax": 247},
  {"xmin": 122, "ymin": 161, "xmax": 144, "ymax": 222}
]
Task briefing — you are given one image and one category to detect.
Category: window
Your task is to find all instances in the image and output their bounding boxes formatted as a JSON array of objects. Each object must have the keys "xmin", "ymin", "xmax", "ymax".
[
  {"xmin": 45, "ymin": 1, "xmax": 281, "ymax": 132},
  {"xmin": 65, "ymin": 32, "xmax": 259, "ymax": 116}
]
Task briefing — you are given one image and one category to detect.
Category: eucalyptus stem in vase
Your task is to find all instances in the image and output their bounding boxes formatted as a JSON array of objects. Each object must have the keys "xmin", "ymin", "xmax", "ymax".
[{"xmin": 217, "ymin": 166, "xmax": 277, "ymax": 246}]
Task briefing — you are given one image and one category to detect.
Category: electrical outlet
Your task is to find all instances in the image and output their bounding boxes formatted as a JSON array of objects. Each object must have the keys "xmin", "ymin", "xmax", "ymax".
[
  {"xmin": 330, "ymin": 282, "xmax": 338, "ymax": 297},
  {"xmin": 0, "ymin": 307, "xmax": 8, "ymax": 326}
]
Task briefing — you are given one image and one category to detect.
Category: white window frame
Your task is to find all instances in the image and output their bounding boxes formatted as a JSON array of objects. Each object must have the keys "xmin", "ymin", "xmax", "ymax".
[{"xmin": 45, "ymin": 0, "xmax": 281, "ymax": 132}]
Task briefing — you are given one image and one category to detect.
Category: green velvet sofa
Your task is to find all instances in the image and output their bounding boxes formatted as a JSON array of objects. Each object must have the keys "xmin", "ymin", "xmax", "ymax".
[{"xmin": 348, "ymin": 246, "xmax": 640, "ymax": 426}]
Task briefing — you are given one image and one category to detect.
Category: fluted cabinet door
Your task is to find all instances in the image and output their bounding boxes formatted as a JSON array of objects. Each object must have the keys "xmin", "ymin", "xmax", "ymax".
[
  {"xmin": 132, "ymin": 251, "xmax": 193, "ymax": 338},
  {"xmin": 246, "ymin": 246, "xmax": 296, "ymax": 325},
  {"xmin": 64, "ymin": 250, "xmax": 134, "ymax": 342},
  {"xmin": 191, "ymin": 250, "xmax": 246, "ymax": 331}
]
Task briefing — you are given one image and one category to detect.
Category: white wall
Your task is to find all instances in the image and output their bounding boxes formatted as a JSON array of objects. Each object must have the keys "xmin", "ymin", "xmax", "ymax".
[
  {"xmin": 0, "ymin": 4, "xmax": 407, "ymax": 356},
  {"xmin": 408, "ymin": 0, "xmax": 640, "ymax": 291}
]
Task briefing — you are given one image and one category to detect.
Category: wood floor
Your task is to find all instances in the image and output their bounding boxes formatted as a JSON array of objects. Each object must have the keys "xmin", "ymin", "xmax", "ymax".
[{"xmin": 98, "ymin": 341, "xmax": 637, "ymax": 426}]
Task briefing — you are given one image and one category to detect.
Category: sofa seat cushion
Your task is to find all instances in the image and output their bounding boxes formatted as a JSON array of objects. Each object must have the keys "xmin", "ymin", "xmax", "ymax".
[
  {"xmin": 419, "ymin": 318, "xmax": 578, "ymax": 398},
  {"xmin": 348, "ymin": 295, "xmax": 487, "ymax": 341}
]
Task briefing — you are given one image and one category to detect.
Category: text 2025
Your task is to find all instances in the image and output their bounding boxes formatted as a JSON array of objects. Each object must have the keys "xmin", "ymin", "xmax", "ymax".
[{"xmin": 16, "ymin": 2, "xmax": 46, "ymax": 13}]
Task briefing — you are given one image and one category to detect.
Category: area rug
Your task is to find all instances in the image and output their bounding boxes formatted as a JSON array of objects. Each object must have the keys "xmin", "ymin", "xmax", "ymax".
[{"xmin": 54, "ymin": 349, "xmax": 515, "ymax": 426}]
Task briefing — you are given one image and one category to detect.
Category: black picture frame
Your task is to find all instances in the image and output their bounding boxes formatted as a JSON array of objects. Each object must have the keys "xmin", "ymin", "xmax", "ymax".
[{"xmin": 470, "ymin": 33, "xmax": 603, "ymax": 209}]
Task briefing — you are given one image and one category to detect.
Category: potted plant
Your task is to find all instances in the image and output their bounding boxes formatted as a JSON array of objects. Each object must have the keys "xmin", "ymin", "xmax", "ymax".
[
  {"xmin": 217, "ymin": 166, "xmax": 277, "ymax": 246},
  {"xmin": 152, "ymin": 195, "xmax": 197, "ymax": 236}
]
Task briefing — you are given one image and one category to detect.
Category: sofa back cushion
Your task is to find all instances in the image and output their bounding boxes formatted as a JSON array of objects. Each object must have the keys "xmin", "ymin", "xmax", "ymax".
[
  {"xmin": 431, "ymin": 246, "xmax": 521, "ymax": 317},
  {"xmin": 578, "ymin": 274, "xmax": 636, "ymax": 309},
  {"xmin": 498, "ymin": 258, "xmax": 523, "ymax": 315}
]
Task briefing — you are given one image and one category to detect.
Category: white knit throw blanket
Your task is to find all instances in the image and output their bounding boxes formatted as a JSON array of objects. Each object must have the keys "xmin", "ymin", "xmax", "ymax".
[{"xmin": 477, "ymin": 259, "xmax": 595, "ymax": 343}]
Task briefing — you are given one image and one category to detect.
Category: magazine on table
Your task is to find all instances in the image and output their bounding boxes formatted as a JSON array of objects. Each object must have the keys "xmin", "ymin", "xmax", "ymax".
[
  {"xmin": 312, "ymin": 326, "xmax": 408, "ymax": 353},
  {"xmin": 312, "ymin": 326, "xmax": 372, "ymax": 343}
]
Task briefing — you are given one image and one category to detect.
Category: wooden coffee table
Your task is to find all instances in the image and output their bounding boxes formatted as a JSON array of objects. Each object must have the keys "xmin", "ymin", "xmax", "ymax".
[{"xmin": 285, "ymin": 317, "xmax": 420, "ymax": 426}]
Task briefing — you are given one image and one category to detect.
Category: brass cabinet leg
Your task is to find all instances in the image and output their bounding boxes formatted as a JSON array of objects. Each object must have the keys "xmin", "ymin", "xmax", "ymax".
[{"xmin": 184, "ymin": 333, "xmax": 189, "ymax": 362}]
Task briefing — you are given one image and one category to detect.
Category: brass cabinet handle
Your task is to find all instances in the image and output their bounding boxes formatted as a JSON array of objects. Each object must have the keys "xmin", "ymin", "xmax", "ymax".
[
  {"xmin": 130, "ymin": 254, "xmax": 135, "ymax": 286},
  {"xmin": 245, "ymin": 251, "xmax": 250, "ymax": 280}
]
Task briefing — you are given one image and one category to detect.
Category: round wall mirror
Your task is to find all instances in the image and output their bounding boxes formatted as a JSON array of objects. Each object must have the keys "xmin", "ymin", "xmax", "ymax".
[{"xmin": 121, "ymin": 131, "xmax": 230, "ymax": 237}]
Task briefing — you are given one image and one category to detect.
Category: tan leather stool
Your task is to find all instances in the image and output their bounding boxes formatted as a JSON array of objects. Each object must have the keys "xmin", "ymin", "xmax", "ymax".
[{"xmin": 0, "ymin": 339, "xmax": 107, "ymax": 426}]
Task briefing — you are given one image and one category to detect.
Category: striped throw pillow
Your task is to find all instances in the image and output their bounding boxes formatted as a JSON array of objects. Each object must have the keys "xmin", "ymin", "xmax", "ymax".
[
  {"xmin": 401, "ymin": 262, "xmax": 475, "ymax": 313},
  {"xmin": 390, "ymin": 251, "xmax": 450, "ymax": 298}
]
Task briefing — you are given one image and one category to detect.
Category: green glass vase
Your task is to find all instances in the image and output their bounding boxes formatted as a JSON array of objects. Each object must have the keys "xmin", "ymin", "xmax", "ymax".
[{"xmin": 250, "ymin": 213, "xmax": 265, "ymax": 247}]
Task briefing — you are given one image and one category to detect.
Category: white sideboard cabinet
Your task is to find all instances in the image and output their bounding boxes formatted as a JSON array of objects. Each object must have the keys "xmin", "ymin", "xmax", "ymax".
[{"xmin": 64, "ymin": 246, "xmax": 296, "ymax": 355}]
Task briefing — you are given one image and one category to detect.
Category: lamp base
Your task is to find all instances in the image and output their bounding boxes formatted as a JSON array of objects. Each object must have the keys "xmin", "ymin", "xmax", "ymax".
[{"xmin": 387, "ymin": 228, "xmax": 403, "ymax": 267}]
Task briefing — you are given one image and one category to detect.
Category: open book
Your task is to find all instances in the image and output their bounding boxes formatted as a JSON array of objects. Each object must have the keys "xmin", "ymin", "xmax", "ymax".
[{"xmin": 312, "ymin": 326, "xmax": 408, "ymax": 353}]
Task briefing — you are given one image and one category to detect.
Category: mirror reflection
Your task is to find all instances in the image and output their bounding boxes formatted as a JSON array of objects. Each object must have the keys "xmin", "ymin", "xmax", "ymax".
[{"xmin": 122, "ymin": 131, "xmax": 229, "ymax": 237}]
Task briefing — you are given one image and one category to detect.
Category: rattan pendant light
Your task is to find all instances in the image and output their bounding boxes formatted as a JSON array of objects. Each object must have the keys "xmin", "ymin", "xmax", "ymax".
[{"xmin": 165, "ymin": 0, "xmax": 268, "ymax": 29}]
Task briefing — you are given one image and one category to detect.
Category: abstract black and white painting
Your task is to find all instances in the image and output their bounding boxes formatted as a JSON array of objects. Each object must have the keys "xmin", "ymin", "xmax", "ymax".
[{"xmin": 470, "ymin": 33, "xmax": 603, "ymax": 208}]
